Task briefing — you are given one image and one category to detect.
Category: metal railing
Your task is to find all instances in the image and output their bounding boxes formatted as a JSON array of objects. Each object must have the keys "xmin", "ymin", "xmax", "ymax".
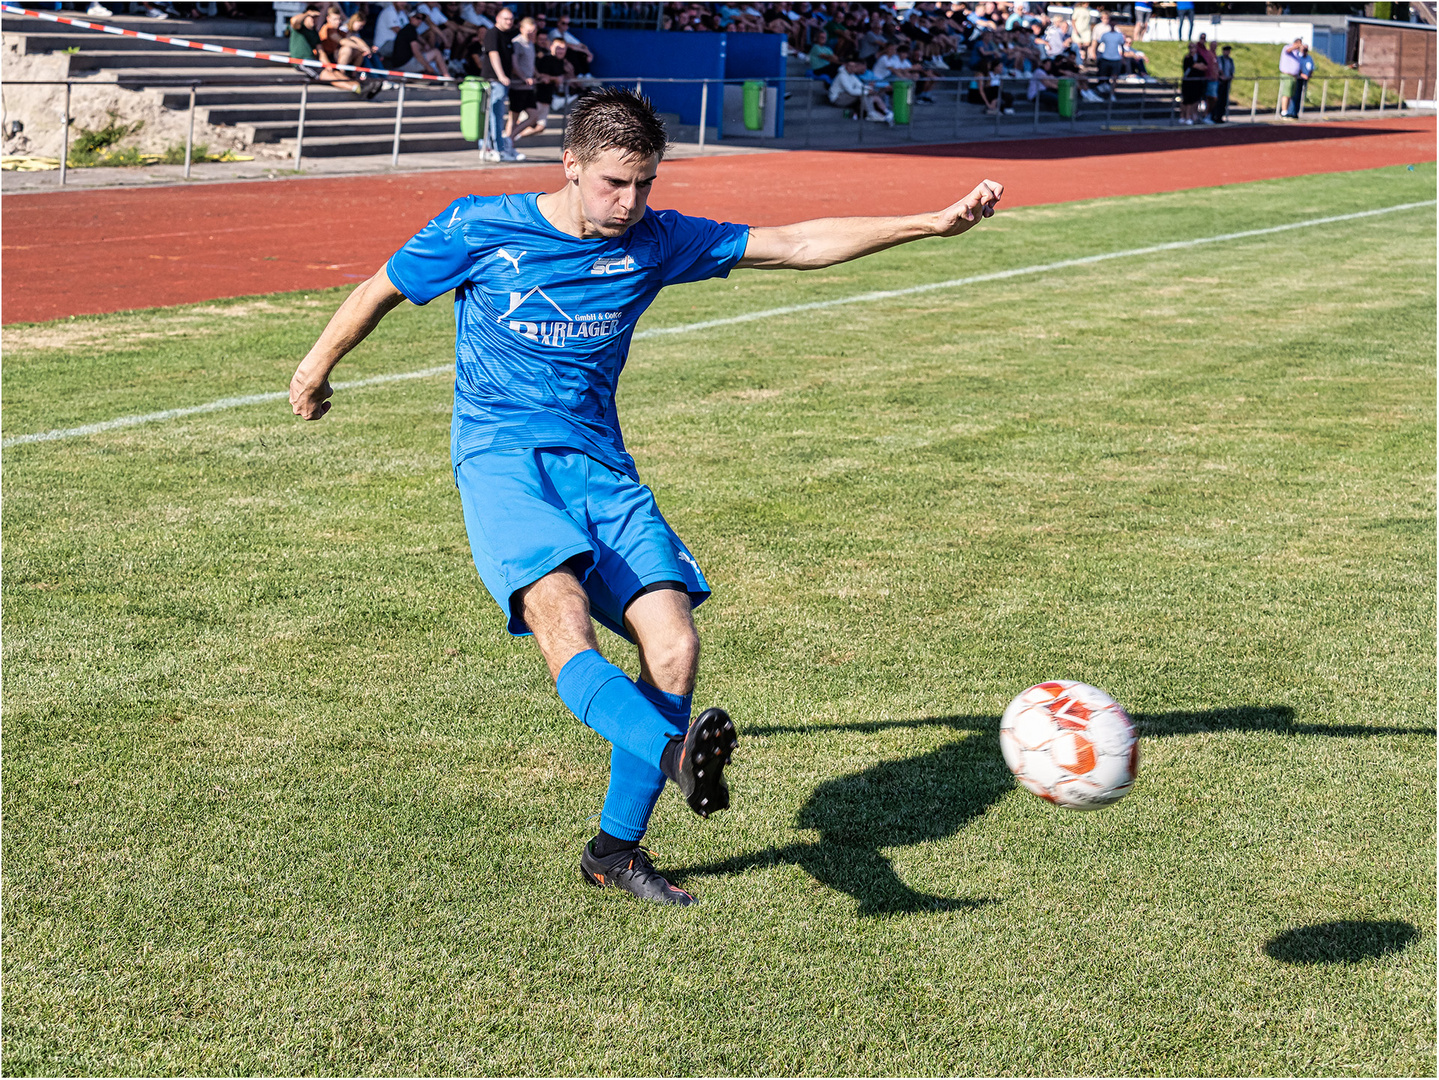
[{"xmin": 5, "ymin": 71, "xmax": 1431, "ymax": 185}]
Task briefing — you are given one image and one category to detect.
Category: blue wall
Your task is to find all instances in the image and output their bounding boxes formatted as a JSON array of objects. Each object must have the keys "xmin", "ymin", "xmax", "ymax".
[
  {"xmin": 570, "ymin": 29, "xmax": 787, "ymax": 137},
  {"xmin": 574, "ymin": 29, "xmax": 725, "ymax": 130}
]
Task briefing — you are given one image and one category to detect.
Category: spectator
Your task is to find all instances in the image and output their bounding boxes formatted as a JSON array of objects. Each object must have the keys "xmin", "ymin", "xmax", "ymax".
[
  {"xmin": 390, "ymin": 8, "xmax": 449, "ymax": 77},
  {"xmin": 1042, "ymin": 17, "xmax": 1070, "ymax": 61},
  {"xmin": 808, "ymin": 28, "xmax": 839, "ymax": 78},
  {"xmin": 977, "ymin": 56, "xmax": 1014, "ymax": 113},
  {"xmin": 1095, "ymin": 13, "xmax": 1126, "ymax": 96},
  {"xmin": 372, "ymin": 2, "xmax": 408, "ymax": 57},
  {"xmin": 469, "ymin": 6, "xmax": 519, "ymax": 159},
  {"xmin": 1175, "ymin": 0, "xmax": 1194, "ymax": 42},
  {"xmin": 290, "ymin": 5, "xmax": 366, "ymax": 94},
  {"xmin": 509, "ymin": 16, "xmax": 541, "ymax": 142},
  {"xmin": 458, "ymin": 2, "xmax": 493, "ymax": 30},
  {"xmin": 828, "ymin": 58, "xmax": 892, "ymax": 123},
  {"xmin": 1179, "ymin": 40, "xmax": 1205, "ymax": 124},
  {"xmin": 1278, "ymin": 37, "xmax": 1302, "ymax": 120},
  {"xmin": 1133, "ymin": 0, "xmax": 1151, "ymax": 42},
  {"xmin": 1196, "ymin": 32, "xmax": 1218, "ymax": 122},
  {"xmin": 1070, "ymin": 1, "xmax": 1094, "ymax": 64},
  {"xmin": 1026, "ymin": 56, "xmax": 1059, "ymax": 111},
  {"xmin": 1288, "ymin": 43, "xmax": 1314, "ymax": 118},
  {"xmin": 552, "ymin": 14, "xmax": 592, "ymax": 77},
  {"xmin": 1214, "ymin": 44, "xmax": 1234, "ymax": 123},
  {"xmin": 535, "ymin": 35, "xmax": 574, "ymax": 114},
  {"xmin": 1121, "ymin": 35, "xmax": 1151, "ymax": 80},
  {"xmin": 319, "ymin": 6, "xmax": 377, "ymax": 75}
]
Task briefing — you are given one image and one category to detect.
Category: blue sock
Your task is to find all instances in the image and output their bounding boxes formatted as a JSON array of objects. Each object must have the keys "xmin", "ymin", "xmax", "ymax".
[
  {"xmin": 598, "ymin": 681, "xmax": 692, "ymax": 841},
  {"xmin": 555, "ymin": 650, "xmax": 677, "ymax": 772}
]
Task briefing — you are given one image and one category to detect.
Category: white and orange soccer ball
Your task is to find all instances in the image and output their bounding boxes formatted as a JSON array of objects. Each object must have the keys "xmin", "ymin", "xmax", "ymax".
[{"xmin": 1000, "ymin": 681, "xmax": 1139, "ymax": 810}]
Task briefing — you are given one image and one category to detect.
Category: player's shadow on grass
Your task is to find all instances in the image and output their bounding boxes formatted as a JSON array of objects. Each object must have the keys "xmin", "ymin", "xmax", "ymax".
[
  {"xmin": 1265, "ymin": 920, "xmax": 1419, "ymax": 964},
  {"xmin": 675, "ymin": 705, "xmax": 1432, "ymax": 918}
]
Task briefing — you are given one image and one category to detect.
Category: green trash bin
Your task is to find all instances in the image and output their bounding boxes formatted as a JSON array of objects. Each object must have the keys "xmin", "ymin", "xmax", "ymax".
[
  {"xmin": 891, "ymin": 79, "xmax": 913, "ymax": 124},
  {"xmin": 742, "ymin": 79, "xmax": 764, "ymax": 131},
  {"xmin": 1056, "ymin": 77, "xmax": 1077, "ymax": 118},
  {"xmin": 460, "ymin": 77, "xmax": 489, "ymax": 142}
]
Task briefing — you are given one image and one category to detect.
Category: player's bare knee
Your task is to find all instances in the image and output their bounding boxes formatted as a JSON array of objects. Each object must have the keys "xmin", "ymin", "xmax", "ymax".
[{"xmin": 639, "ymin": 630, "xmax": 700, "ymax": 695}]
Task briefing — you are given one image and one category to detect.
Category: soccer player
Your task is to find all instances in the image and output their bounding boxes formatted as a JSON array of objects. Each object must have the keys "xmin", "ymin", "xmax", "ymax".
[{"xmin": 289, "ymin": 88, "xmax": 1003, "ymax": 906}]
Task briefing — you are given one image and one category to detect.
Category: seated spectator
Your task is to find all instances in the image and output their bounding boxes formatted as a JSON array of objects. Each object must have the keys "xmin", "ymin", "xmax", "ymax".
[
  {"xmin": 319, "ymin": 6, "xmax": 379, "ymax": 82},
  {"xmin": 975, "ymin": 56, "xmax": 1015, "ymax": 112},
  {"xmin": 457, "ymin": 2, "xmax": 493, "ymax": 29},
  {"xmin": 1026, "ymin": 57, "xmax": 1059, "ymax": 110},
  {"xmin": 828, "ymin": 58, "xmax": 893, "ymax": 123},
  {"xmin": 372, "ymin": 2, "xmax": 408, "ymax": 57},
  {"xmin": 552, "ymin": 15, "xmax": 592, "ymax": 76},
  {"xmin": 291, "ymin": 5, "xmax": 368, "ymax": 94},
  {"xmin": 535, "ymin": 35, "xmax": 575, "ymax": 112},
  {"xmin": 389, "ymin": 8, "xmax": 449, "ymax": 77},
  {"xmin": 1121, "ymin": 36, "xmax": 1151, "ymax": 79},
  {"xmin": 808, "ymin": 29, "xmax": 839, "ymax": 79}
]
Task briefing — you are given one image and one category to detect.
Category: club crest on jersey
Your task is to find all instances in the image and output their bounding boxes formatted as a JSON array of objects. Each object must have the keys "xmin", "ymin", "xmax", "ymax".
[{"xmin": 590, "ymin": 254, "xmax": 638, "ymax": 276}]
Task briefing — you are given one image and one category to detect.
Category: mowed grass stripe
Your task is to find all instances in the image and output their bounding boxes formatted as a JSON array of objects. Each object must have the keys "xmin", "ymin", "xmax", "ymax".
[{"xmin": 2, "ymin": 198, "xmax": 1432, "ymax": 449}]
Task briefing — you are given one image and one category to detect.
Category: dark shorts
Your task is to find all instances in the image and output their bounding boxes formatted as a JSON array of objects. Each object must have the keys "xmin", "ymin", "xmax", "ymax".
[
  {"xmin": 1098, "ymin": 58, "xmax": 1122, "ymax": 78},
  {"xmin": 508, "ymin": 86, "xmax": 537, "ymax": 113}
]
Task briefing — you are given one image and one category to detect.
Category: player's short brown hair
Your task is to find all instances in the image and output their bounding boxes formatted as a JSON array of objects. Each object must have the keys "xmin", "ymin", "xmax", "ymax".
[{"xmin": 563, "ymin": 86, "xmax": 668, "ymax": 164}]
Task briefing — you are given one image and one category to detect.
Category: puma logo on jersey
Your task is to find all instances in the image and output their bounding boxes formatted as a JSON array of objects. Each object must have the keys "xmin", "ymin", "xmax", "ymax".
[
  {"xmin": 590, "ymin": 254, "xmax": 638, "ymax": 276},
  {"xmin": 493, "ymin": 249, "xmax": 526, "ymax": 272}
]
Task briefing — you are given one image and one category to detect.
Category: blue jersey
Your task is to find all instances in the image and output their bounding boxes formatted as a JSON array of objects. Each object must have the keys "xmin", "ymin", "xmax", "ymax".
[{"xmin": 385, "ymin": 192, "xmax": 750, "ymax": 478}]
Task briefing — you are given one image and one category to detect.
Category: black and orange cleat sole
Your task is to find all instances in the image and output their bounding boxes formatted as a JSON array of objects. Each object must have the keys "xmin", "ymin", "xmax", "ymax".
[{"xmin": 675, "ymin": 707, "xmax": 738, "ymax": 818}]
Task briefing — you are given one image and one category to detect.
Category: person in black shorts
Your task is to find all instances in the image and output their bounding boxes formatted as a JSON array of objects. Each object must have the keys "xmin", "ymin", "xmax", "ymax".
[{"xmin": 508, "ymin": 15, "xmax": 539, "ymax": 143}]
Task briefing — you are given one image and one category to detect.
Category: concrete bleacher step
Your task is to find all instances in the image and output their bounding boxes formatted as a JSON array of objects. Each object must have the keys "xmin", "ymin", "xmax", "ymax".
[
  {"xmin": 9, "ymin": 31, "xmax": 286, "ymax": 55},
  {"xmin": 70, "ymin": 49, "xmax": 292, "ymax": 71},
  {"xmin": 199, "ymin": 97, "xmax": 465, "ymax": 126},
  {"xmin": 279, "ymin": 130, "xmax": 563, "ymax": 157}
]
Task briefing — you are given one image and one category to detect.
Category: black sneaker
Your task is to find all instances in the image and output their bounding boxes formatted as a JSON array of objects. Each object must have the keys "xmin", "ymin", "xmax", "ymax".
[
  {"xmin": 672, "ymin": 707, "xmax": 738, "ymax": 819},
  {"xmin": 580, "ymin": 843, "xmax": 696, "ymax": 905}
]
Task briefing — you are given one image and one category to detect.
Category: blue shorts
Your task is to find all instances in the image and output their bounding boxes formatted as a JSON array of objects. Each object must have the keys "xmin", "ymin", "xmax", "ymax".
[
  {"xmin": 1206, "ymin": 79, "xmax": 1220, "ymax": 97},
  {"xmin": 455, "ymin": 447, "xmax": 710, "ymax": 639}
]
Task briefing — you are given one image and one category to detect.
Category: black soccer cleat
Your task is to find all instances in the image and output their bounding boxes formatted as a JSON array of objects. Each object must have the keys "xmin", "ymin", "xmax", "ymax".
[
  {"xmin": 580, "ymin": 843, "xmax": 696, "ymax": 906},
  {"xmin": 673, "ymin": 707, "xmax": 738, "ymax": 819}
]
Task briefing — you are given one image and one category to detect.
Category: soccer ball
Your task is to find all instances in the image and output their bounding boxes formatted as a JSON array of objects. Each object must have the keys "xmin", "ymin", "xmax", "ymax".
[{"xmin": 1000, "ymin": 681, "xmax": 1138, "ymax": 810}]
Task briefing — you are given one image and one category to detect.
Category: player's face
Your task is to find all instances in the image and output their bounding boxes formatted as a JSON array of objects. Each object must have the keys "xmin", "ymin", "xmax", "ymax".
[{"xmin": 570, "ymin": 149, "xmax": 659, "ymax": 237}]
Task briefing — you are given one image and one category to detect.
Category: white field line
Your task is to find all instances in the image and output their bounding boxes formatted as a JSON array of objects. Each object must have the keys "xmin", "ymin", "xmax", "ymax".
[
  {"xmin": 4, "ymin": 200, "xmax": 1432, "ymax": 450},
  {"xmin": 2, "ymin": 366, "xmax": 451, "ymax": 447}
]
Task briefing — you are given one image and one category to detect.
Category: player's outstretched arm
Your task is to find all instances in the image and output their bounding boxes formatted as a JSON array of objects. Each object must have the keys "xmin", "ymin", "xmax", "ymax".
[
  {"xmin": 289, "ymin": 268, "xmax": 407, "ymax": 420},
  {"xmin": 735, "ymin": 179, "xmax": 1003, "ymax": 271}
]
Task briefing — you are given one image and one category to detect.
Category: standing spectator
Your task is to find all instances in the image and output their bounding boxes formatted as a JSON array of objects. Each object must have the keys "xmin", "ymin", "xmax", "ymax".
[
  {"xmin": 1288, "ymin": 44, "xmax": 1314, "ymax": 118},
  {"xmin": 1094, "ymin": 13, "xmax": 1126, "ymax": 97},
  {"xmin": 808, "ymin": 28, "xmax": 839, "ymax": 78},
  {"xmin": 1133, "ymin": 0, "xmax": 1151, "ymax": 41},
  {"xmin": 389, "ymin": 8, "xmax": 449, "ymax": 77},
  {"xmin": 552, "ymin": 14, "xmax": 593, "ymax": 76},
  {"xmin": 1070, "ymin": 1, "xmax": 1095, "ymax": 64},
  {"xmin": 472, "ymin": 6, "xmax": 519, "ymax": 159},
  {"xmin": 1214, "ymin": 44, "xmax": 1234, "ymax": 122},
  {"xmin": 509, "ymin": 16, "xmax": 540, "ymax": 143},
  {"xmin": 1179, "ymin": 40, "xmax": 1204, "ymax": 124},
  {"xmin": 1175, "ymin": 0, "xmax": 1194, "ymax": 42},
  {"xmin": 1278, "ymin": 37, "xmax": 1302, "ymax": 120},
  {"xmin": 1196, "ymin": 33, "xmax": 1218, "ymax": 122}
]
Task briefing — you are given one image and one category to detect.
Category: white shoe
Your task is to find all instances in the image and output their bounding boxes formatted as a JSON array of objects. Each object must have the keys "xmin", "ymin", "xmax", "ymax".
[
  {"xmin": 87, "ymin": 3, "xmax": 113, "ymax": 15},
  {"xmin": 145, "ymin": 5, "xmax": 168, "ymax": 17}
]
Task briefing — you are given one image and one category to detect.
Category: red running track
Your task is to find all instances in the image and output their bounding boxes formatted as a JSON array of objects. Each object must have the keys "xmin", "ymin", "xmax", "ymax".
[{"xmin": 2, "ymin": 117, "xmax": 1432, "ymax": 325}]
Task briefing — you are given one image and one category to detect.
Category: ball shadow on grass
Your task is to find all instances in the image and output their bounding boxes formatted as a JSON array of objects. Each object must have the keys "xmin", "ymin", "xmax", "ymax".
[
  {"xmin": 1264, "ymin": 920, "xmax": 1420, "ymax": 965},
  {"xmin": 673, "ymin": 705, "xmax": 1432, "ymax": 917}
]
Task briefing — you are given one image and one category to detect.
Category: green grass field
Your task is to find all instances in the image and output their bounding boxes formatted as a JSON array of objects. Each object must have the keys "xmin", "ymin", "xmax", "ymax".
[
  {"xmin": 1137, "ymin": 41, "xmax": 1400, "ymax": 112},
  {"xmin": 3, "ymin": 164, "xmax": 1435, "ymax": 1076}
]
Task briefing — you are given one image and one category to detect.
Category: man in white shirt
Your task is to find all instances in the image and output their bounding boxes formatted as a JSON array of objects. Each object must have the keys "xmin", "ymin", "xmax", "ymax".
[
  {"xmin": 372, "ymin": 1, "xmax": 408, "ymax": 55},
  {"xmin": 829, "ymin": 59, "xmax": 892, "ymax": 122}
]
